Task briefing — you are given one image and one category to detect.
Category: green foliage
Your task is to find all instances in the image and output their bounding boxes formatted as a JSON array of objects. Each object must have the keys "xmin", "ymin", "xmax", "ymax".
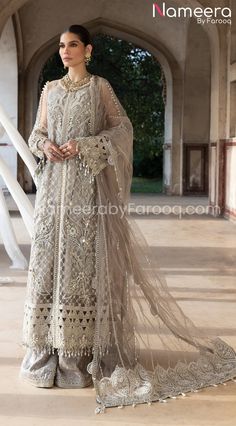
[
  {"xmin": 131, "ymin": 177, "xmax": 163, "ymax": 193},
  {"xmin": 39, "ymin": 52, "xmax": 66, "ymax": 96},
  {"xmin": 39, "ymin": 34, "xmax": 165, "ymax": 180}
]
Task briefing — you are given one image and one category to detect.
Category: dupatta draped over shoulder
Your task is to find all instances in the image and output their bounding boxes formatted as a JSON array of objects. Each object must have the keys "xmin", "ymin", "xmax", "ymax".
[{"xmin": 32, "ymin": 74, "xmax": 236, "ymax": 412}]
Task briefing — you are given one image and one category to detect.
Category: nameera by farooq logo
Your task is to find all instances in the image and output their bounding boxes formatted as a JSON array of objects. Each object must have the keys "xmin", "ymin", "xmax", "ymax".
[{"xmin": 152, "ymin": 2, "xmax": 232, "ymax": 25}]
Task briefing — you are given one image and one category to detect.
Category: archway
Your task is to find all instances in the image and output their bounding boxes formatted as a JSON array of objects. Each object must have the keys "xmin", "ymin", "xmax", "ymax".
[
  {"xmin": 39, "ymin": 33, "xmax": 167, "ymax": 194},
  {"xmin": 23, "ymin": 18, "xmax": 183, "ymax": 195},
  {"xmin": 3, "ymin": 0, "xmax": 221, "ymax": 206}
]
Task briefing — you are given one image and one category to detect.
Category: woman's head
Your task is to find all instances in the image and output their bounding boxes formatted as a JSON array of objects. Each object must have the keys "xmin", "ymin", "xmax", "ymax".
[{"xmin": 59, "ymin": 25, "xmax": 93, "ymax": 69}]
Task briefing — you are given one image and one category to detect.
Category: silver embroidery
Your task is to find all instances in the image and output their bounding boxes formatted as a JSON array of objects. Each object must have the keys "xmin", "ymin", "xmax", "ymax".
[
  {"xmin": 23, "ymin": 80, "xmax": 99, "ymax": 357},
  {"xmin": 95, "ymin": 338, "xmax": 236, "ymax": 408}
]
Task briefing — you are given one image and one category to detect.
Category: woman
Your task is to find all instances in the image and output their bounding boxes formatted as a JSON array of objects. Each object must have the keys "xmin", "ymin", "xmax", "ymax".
[{"xmin": 19, "ymin": 24, "xmax": 236, "ymax": 413}]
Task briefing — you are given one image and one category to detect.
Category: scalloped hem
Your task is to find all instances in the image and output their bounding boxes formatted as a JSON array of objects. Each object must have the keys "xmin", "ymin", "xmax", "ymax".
[{"xmin": 93, "ymin": 338, "xmax": 236, "ymax": 412}]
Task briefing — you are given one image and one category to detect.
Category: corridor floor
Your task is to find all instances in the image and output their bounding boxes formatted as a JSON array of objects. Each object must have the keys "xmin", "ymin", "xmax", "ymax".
[{"xmin": 0, "ymin": 195, "xmax": 236, "ymax": 426}]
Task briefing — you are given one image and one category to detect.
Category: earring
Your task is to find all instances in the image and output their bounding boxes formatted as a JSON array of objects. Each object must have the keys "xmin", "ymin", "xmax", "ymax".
[{"xmin": 85, "ymin": 55, "xmax": 91, "ymax": 65}]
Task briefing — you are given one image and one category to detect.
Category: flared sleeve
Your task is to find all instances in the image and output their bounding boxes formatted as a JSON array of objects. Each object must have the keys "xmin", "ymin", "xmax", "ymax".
[
  {"xmin": 75, "ymin": 134, "xmax": 110, "ymax": 176},
  {"xmin": 28, "ymin": 81, "xmax": 49, "ymax": 159},
  {"xmin": 75, "ymin": 78, "xmax": 133, "ymax": 183}
]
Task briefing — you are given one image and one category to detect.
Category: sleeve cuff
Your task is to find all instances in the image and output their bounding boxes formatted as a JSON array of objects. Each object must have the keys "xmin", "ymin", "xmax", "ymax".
[{"xmin": 75, "ymin": 135, "xmax": 113, "ymax": 176}]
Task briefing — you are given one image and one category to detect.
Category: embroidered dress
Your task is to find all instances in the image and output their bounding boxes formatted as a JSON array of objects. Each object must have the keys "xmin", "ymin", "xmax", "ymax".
[
  {"xmin": 22, "ymin": 74, "xmax": 107, "ymax": 357},
  {"xmin": 20, "ymin": 73, "xmax": 236, "ymax": 412}
]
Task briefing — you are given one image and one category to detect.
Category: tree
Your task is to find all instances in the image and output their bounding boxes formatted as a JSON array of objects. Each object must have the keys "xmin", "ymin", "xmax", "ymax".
[{"xmin": 39, "ymin": 34, "xmax": 165, "ymax": 179}]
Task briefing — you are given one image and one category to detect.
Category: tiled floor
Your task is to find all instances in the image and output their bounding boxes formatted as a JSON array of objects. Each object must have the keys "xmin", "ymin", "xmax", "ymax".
[{"xmin": 0, "ymin": 194, "xmax": 236, "ymax": 425}]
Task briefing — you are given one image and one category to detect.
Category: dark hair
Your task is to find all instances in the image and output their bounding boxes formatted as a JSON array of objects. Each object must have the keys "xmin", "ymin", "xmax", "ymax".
[{"xmin": 61, "ymin": 25, "xmax": 92, "ymax": 46}]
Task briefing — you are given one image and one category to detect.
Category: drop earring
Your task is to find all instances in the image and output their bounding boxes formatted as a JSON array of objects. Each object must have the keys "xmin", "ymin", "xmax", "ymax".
[{"xmin": 84, "ymin": 55, "xmax": 91, "ymax": 65}]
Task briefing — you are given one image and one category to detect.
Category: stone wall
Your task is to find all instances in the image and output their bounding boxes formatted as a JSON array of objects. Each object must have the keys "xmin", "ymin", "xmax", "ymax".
[{"xmin": 0, "ymin": 17, "xmax": 18, "ymax": 192}]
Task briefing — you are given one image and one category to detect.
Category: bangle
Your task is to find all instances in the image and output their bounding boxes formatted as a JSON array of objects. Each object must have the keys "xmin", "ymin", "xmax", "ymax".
[{"xmin": 37, "ymin": 139, "xmax": 47, "ymax": 151}]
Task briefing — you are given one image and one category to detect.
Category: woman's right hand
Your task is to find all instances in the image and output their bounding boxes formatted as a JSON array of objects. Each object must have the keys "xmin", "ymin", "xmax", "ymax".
[{"xmin": 43, "ymin": 140, "xmax": 65, "ymax": 162}]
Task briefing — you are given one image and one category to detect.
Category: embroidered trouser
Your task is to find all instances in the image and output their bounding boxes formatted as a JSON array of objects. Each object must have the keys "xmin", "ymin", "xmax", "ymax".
[{"xmin": 19, "ymin": 348, "xmax": 93, "ymax": 388}]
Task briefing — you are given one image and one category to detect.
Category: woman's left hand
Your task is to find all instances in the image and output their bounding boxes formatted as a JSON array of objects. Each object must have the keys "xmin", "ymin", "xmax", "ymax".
[{"xmin": 59, "ymin": 139, "xmax": 80, "ymax": 159}]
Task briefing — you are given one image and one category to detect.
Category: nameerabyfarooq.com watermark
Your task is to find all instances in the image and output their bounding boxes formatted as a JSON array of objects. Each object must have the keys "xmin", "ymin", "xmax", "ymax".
[
  {"xmin": 37, "ymin": 203, "xmax": 222, "ymax": 220},
  {"xmin": 152, "ymin": 2, "xmax": 232, "ymax": 25}
]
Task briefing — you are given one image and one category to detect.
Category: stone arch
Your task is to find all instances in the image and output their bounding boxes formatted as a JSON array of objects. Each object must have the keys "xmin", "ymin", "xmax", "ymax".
[
  {"xmin": 174, "ymin": 0, "xmax": 221, "ymax": 202},
  {"xmin": 5, "ymin": 0, "xmax": 221, "ymax": 198},
  {"xmin": 24, "ymin": 18, "xmax": 183, "ymax": 194},
  {"xmin": 0, "ymin": 0, "xmax": 28, "ymax": 34}
]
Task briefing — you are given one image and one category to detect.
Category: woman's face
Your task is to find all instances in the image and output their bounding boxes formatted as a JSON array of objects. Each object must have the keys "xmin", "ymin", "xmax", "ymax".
[{"xmin": 59, "ymin": 32, "xmax": 92, "ymax": 68}]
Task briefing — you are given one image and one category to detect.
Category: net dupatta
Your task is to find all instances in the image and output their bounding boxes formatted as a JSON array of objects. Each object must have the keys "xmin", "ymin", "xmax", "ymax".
[{"xmin": 87, "ymin": 75, "xmax": 236, "ymax": 413}]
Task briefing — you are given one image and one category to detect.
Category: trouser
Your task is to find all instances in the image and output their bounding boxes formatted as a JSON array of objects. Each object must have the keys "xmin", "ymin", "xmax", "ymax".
[{"xmin": 19, "ymin": 348, "xmax": 93, "ymax": 388}]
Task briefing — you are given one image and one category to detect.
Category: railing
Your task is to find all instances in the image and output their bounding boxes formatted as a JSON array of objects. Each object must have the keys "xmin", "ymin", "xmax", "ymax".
[{"xmin": 0, "ymin": 104, "xmax": 37, "ymax": 270}]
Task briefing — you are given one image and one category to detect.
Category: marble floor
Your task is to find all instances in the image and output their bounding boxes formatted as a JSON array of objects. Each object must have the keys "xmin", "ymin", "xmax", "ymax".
[{"xmin": 0, "ymin": 194, "xmax": 236, "ymax": 426}]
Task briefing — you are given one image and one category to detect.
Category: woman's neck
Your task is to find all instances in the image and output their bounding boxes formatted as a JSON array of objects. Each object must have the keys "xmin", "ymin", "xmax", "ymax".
[{"xmin": 68, "ymin": 66, "xmax": 89, "ymax": 82}]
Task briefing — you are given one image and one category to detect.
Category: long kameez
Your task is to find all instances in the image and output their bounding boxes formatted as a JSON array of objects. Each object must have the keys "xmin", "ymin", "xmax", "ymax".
[
  {"xmin": 20, "ymin": 73, "xmax": 236, "ymax": 410},
  {"xmin": 20, "ymin": 74, "xmax": 110, "ymax": 387}
]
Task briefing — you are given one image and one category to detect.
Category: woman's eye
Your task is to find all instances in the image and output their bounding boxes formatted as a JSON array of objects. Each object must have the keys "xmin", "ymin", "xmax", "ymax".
[{"xmin": 59, "ymin": 43, "xmax": 78, "ymax": 48}]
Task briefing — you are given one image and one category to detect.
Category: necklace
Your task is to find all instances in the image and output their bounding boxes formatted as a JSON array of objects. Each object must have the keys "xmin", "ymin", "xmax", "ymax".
[{"xmin": 61, "ymin": 72, "xmax": 92, "ymax": 91}]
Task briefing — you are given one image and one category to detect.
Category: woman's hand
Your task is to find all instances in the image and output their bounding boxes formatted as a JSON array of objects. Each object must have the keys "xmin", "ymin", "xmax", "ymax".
[
  {"xmin": 43, "ymin": 140, "xmax": 65, "ymax": 162},
  {"xmin": 59, "ymin": 140, "xmax": 80, "ymax": 159}
]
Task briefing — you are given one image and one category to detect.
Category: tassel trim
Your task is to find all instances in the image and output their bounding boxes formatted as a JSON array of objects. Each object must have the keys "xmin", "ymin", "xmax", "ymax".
[{"xmin": 21, "ymin": 342, "xmax": 94, "ymax": 358}]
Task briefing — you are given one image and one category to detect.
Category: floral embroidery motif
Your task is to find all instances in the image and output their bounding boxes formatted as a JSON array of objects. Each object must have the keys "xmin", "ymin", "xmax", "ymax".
[
  {"xmin": 23, "ymin": 78, "xmax": 100, "ymax": 357},
  {"xmin": 94, "ymin": 338, "xmax": 236, "ymax": 408}
]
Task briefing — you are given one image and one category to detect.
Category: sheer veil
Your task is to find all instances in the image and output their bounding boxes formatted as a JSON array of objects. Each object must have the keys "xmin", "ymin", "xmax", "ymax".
[{"xmin": 87, "ymin": 75, "xmax": 236, "ymax": 413}]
